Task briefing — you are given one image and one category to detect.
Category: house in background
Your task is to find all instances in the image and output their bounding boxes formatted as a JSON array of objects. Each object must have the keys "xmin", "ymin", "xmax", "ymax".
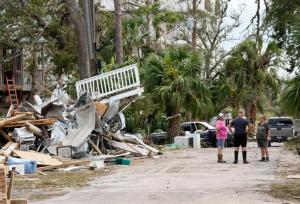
[{"xmin": 0, "ymin": 47, "xmax": 45, "ymax": 106}]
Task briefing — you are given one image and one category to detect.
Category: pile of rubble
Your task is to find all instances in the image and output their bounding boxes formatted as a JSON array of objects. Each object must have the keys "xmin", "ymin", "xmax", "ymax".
[{"xmin": 0, "ymin": 64, "xmax": 159, "ymax": 174}]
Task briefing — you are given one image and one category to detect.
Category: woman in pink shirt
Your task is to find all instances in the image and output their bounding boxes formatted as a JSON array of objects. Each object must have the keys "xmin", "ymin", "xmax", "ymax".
[{"xmin": 216, "ymin": 113, "xmax": 228, "ymax": 163}]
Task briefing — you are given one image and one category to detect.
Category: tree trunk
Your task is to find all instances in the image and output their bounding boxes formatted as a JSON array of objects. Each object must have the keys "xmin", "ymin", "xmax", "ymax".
[
  {"xmin": 192, "ymin": 0, "xmax": 197, "ymax": 51},
  {"xmin": 114, "ymin": 0, "xmax": 124, "ymax": 65},
  {"xmin": 249, "ymin": 103, "xmax": 257, "ymax": 123},
  {"xmin": 167, "ymin": 115, "xmax": 180, "ymax": 142},
  {"xmin": 205, "ymin": 51, "xmax": 212, "ymax": 79},
  {"xmin": 205, "ymin": 0, "xmax": 211, "ymax": 11},
  {"xmin": 145, "ymin": 0, "xmax": 151, "ymax": 47},
  {"xmin": 64, "ymin": 0, "xmax": 91, "ymax": 79}
]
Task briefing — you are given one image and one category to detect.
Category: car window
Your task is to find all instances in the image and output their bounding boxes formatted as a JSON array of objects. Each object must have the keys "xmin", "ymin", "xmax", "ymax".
[
  {"xmin": 181, "ymin": 124, "xmax": 191, "ymax": 132},
  {"xmin": 268, "ymin": 118, "xmax": 293, "ymax": 126},
  {"xmin": 195, "ymin": 123, "xmax": 207, "ymax": 131}
]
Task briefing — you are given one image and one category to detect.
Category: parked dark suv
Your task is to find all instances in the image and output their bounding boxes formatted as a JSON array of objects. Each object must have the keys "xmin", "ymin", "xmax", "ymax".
[{"xmin": 268, "ymin": 117, "xmax": 294, "ymax": 143}]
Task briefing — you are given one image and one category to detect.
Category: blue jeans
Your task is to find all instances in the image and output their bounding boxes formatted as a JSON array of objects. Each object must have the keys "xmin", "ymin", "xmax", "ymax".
[{"xmin": 217, "ymin": 139, "xmax": 225, "ymax": 148}]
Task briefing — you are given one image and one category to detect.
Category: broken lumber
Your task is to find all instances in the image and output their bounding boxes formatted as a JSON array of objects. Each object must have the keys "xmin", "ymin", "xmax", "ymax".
[
  {"xmin": 7, "ymin": 170, "xmax": 14, "ymax": 200},
  {"xmin": 24, "ymin": 122, "xmax": 43, "ymax": 137},
  {"xmin": 6, "ymin": 105, "xmax": 14, "ymax": 118},
  {"xmin": 0, "ymin": 143, "xmax": 19, "ymax": 158},
  {"xmin": 12, "ymin": 150, "xmax": 62, "ymax": 166},
  {"xmin": 1, "ymin": 118, "xmax": 56, "ymax": 128},
  {"xmin": 0, "ymin": 168, "xmax": 7, "ymax": 200},
  {"xmin": 38, "ymin": 160, "xmax": 90, "ymax": 171},
  {"xmin": 0, "ymin": 114, "xmax": 28, "ymax": 127},
  {"xmin": 0, "ymin": 129, "xmax": 12, "ymax": 142},
  {"xmin": 88, "ymin": 139, "xmax": 102, "ymax": 155}
]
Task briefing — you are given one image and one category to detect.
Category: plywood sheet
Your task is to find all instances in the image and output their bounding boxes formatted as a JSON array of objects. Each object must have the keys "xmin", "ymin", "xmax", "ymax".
[{"xmin": 13, "ymin": 150, "xmax": 62, "ymax": 166}]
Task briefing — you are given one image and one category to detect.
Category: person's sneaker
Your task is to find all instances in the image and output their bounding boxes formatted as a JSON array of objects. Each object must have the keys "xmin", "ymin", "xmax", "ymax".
[
  {"xmin": 218, "ymin": 160, "xmax": 226, "ymax": 163},
  {"xmin": 259, "ymin": 157, "xmax": 266, "ymax": 162},
  {"xmin": 233, "ymin": 160, "xmax": 238, "ymax": 164},
  {"xmin": 265, "ymin": 157, "xmax": 269, "ymax": 162},
  {"xmin": 243, "ymin": 160, "xmax": 249, "ymax": 164}
]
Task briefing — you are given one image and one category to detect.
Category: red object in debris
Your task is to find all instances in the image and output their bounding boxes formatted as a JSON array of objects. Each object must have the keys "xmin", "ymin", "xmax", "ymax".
[{"xmin": 5, "ymin": 76, "xmax": 19, "ymax": 110}]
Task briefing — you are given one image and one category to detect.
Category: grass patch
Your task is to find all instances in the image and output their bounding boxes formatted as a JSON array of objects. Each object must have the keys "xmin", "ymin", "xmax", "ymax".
[
  {"xmin": 13, "ymin": 169, "xmax": 109, "ymax": 200},
  {"xmin": 284, "ymin": 137, "xmax": 300, "ymax": 150},
  {"xmin": 271, "ymin": 181, "xmax": 300, "ymax": 200}
]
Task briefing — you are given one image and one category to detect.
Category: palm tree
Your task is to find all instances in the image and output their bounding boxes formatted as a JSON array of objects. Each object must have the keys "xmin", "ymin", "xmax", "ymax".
[
  {"xmin": 281, "ymin": 75, "xmax": 300, "ymax": 116},
  {"xmin": 143, "ymin": 46, "xmax": 211, "ymax": 140},
  {"xmin": 222, "ymin": 39, "xmax": 281, "ymax": 121}
]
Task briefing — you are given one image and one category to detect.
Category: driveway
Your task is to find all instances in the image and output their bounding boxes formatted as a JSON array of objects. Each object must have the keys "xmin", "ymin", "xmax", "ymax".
[{"xmin": 33, "ymin": 142, "xmax": 296, "ymax": 204}]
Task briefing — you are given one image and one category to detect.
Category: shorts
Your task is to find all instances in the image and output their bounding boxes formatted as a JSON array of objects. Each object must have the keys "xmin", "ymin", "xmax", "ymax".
[
  {"xmin": 217, "ymin": 139, "xmax": 225, "ymax": 148},
  {"xmin": 234, "ymin": 133, "xmax": 247, "ymax": 147},
  {"xmin": 257, "ymin": 138, "xmax": 268, "ymax": 148}
]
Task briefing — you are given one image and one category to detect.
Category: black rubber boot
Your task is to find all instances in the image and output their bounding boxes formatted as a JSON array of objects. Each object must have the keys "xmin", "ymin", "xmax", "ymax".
[
  {"xmin": 233, "ymin": 151, "xmax": 238, "ymax": 164},
  {"xmin": 242, "ymin": 151, "xmax": 249, "ymax": 164},
  {"xmin": 259, "ymin": 157, "xmax": 266, "ymax": 162}
]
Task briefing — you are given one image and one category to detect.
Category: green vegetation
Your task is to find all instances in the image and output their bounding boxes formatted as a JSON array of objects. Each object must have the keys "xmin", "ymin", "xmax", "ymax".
[{"xmin": 1, "ymin": 0, "xmax": 300, "ymax": 138}]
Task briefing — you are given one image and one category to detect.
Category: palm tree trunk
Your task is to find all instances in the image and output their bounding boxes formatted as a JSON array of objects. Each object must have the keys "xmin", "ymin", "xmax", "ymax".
[{"xmin": 167, "ymin": 115, "xmax": 180, "ymax": 142}]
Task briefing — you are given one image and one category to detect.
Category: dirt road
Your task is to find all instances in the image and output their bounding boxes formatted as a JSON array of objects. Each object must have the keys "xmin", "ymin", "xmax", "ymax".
[{"xmin": 33, "ymin": 142, "xmax": 297, "ymax": 204}]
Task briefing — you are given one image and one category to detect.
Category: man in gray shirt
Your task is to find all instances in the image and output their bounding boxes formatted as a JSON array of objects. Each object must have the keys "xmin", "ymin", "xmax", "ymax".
[{"xmin": 229, "ymin": 110, "xmax": 249, "ymax": 164}]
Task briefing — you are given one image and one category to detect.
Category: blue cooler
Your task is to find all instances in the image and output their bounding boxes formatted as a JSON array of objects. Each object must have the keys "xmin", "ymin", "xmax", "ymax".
[{"xmin": 7, "ymin": 157, "xmax": 37, "ymax": 174}]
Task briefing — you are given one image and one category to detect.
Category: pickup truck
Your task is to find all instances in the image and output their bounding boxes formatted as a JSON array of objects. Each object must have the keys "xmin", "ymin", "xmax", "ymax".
[{"xmin": 268, "ymin": 117, "xmax": 294, "ymax": 143}]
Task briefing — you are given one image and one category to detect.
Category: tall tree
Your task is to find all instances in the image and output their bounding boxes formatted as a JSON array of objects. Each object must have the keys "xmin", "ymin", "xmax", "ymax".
[
  {"xmin": 222, "ymin": 39, "xmax": 281, "ymax": 121},
  {"xmin": 114, "ymin": 0, "xmax": 124, "ymax": 65},
  {"xmin": 281, "ymin": 75, "xmax": 300, "ymax": 117},
  {"xmin": 143, "ymin": 46, "xmax": 211, "ymax": 139},
  {"xmin": 64, "ymin": 0, "xmax": 91, "ymax": 79},
  {"xmin": 268, "ymin": 0, "xmax": 300, "ymax": 72}
]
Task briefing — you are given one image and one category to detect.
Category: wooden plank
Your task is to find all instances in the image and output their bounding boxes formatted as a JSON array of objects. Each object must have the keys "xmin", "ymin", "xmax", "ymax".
[
  {"xmin": 38, "ymin": 160, "xmax": 90, "ymax": 172},
  {"xmin": 88, "ymin": 139, "xmax": 102, "ymax": 155},
  {"xmin": 1, "ymin": 118, "xmax": 56, "ymax": 128},
  {"xmin": 24, "ymin": 123, "xmax": 43, "ymax": 137},
  {"xmin": 0, "ymin": 168, "xmax": 7, "ymax": 200},
  {"xmin": 0, "ymin": 129, "xmax": 12, "ymax": 142},
  {"xmin": 10, "ymin": 200, "xmax": 27, "ymax": 204},
  {"xmin": 95, "ymin": 102, "xmax": 108, "ymax": 118},
  {"xmin": 12, "ymin": 150, "xmax": 62, "ymax": 166},
  {"xmin": 6, "ymin": 105, "xmax": 14, "ymax": 118},
  {"xmin": 0, "ymin": 143, "xmax": 19, "ymax": 157},
  {"xmin": 0, "ymin": 114, "xmax": 27, "ymax": 127},
  {"xmin": 7, "ymin": 170, "xmax": 14, "ymax": 200}
]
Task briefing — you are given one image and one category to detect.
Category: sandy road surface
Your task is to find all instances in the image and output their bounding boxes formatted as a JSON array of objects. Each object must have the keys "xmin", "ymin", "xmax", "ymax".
[{"xmin": 33, "ymin": 142, "xmax": 297, "ymax": 204}]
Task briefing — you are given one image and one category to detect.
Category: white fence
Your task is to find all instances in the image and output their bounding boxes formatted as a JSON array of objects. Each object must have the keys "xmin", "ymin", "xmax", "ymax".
[{"xmin": 75, "ymin": 64, "xmax": 143, "ymax": 101}]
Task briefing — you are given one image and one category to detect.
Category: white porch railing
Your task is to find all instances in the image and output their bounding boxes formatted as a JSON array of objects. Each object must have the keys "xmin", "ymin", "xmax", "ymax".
[{"xmin": 75, "ymin": 64, "xmax": 143, "ymax": 101}]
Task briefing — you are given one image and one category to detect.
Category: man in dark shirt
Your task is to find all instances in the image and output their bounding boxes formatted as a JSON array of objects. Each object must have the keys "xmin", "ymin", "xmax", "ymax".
[{"xmin": 229, "ymin": 110, "xmax": 249, "ymax": 164}]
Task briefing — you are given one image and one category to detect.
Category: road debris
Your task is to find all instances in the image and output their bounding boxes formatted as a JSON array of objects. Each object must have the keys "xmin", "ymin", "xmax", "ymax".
[{"xmin": 0, "ymin": 64, "xmax": 158, "ymax": 175}]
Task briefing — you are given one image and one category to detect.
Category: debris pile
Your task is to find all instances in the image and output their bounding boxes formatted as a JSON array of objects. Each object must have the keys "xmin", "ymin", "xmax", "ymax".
[{"xmin": 0, "ymin": 64, "xmax": 159, "ymax": 174}]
